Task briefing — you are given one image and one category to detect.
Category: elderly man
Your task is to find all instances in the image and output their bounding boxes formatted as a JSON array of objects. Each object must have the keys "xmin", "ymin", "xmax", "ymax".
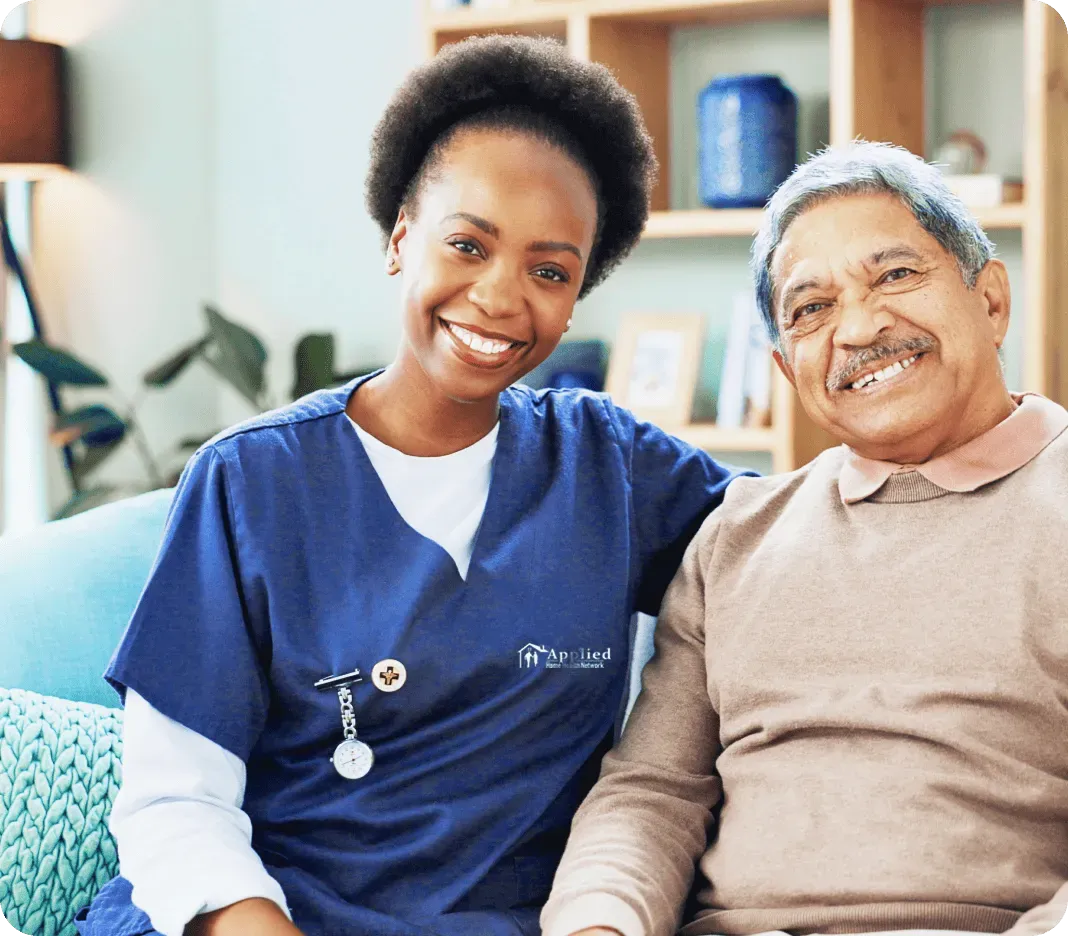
[{"xmin": 540, "ymin": 142, "xmax": 1068, "ymax": 936}]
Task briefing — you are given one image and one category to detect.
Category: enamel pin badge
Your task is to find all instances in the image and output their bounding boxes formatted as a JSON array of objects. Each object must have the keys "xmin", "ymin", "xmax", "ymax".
[{"xmin": 371, "ymin": 659, "xmax": 407, "ymax": 693}]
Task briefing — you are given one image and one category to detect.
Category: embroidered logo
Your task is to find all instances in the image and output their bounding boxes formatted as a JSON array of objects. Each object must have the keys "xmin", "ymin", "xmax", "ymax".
[
  {"xmin": 517, "ymin": 643, "xmax": 611, "ymax": 670},
  {"xmin": 518, "ymin": 643, "xmax": 549, "ymax": 668}
]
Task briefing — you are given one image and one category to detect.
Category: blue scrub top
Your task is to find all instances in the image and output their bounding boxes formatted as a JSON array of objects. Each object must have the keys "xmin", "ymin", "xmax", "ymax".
[{"xmin": 104, "ymin": 378, "xmax": 745, "ymax": 935}]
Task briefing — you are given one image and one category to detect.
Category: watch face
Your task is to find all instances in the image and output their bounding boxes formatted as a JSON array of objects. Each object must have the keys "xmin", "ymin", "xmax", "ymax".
[{"xmin": 332, "ymin": 739, "xmax": 374, "ymax": 779}]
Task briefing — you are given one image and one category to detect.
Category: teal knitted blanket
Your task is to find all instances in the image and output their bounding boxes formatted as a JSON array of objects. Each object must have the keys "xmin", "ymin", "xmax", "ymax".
[{"xmin": 0, "ymin": 688, "xmax": 123, "ymax": 936}]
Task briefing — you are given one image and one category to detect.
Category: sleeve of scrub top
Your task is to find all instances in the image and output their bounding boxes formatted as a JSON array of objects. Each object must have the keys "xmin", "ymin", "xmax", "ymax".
[
  {"xmin": 109, "ymin": 690, "xmax": 292, "ymax": 936},
  {"xmin": 539, "ymin": 526, "xmax": 722, "ymax": 936},
  {"xmin": 612, "ymin": 403, "xmax": 751, "ymax": 616},
  {"xmin": 105, "ymin": 444, "xmax": 271, "ymax": 761}
]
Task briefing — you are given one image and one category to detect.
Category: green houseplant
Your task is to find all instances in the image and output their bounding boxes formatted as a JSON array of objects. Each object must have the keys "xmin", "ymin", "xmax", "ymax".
[{"xmin": 13, "ymin": 305, "xmax": 372, "ymax": 519}]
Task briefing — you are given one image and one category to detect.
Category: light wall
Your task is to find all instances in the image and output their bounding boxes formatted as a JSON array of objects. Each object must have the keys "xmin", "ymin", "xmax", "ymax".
[
  {"xmin": 30, "ymin": 0, "xmax": 218, "ymax": 496},
  {"xmin": 212, "ymin": 1, "xmax": 422, "ymax": 423}
]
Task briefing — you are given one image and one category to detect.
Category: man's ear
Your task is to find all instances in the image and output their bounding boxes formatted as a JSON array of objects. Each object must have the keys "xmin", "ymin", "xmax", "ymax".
[
  {"xmin": 386, "ymin": 207, "xmax": 409, "ymax": 276},
  {"xmin": 773, "ymin": 348, "xmax": 796, "ymax": 388},
  {"xmin": 975, "ymin": 259, "xmax": 1011, "ymax": 349}
]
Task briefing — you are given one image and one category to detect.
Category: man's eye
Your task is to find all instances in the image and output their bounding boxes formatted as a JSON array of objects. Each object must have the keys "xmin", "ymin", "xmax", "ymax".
[
  {"xmin": 796, "ymin": 302, "xmax": 827, "ymax": 319},
  {"xmin": 883, "ymin": 267, "xmax": 915, "ymax": 284}
]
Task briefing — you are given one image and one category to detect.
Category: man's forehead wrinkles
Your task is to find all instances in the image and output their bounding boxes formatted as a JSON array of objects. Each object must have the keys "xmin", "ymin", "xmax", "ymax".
[{"xmin": 779, "ymin": 239, "xmax": 924, "ymax": 291}]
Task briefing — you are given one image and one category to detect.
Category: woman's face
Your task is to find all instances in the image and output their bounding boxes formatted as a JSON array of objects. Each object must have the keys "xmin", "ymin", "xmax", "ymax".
[{"xmin": 387, "ymin": 128, "xmax": 598, "ymax": 404}]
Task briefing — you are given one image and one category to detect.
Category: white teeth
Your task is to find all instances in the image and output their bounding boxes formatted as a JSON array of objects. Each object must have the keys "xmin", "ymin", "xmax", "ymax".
[
  {"xmin": 447, "ymin": 323, "xmax": 514, "ymax": 356},
  {"xmin": 849, "ymin": 355, "xmax": 919, "ymax": 390}
]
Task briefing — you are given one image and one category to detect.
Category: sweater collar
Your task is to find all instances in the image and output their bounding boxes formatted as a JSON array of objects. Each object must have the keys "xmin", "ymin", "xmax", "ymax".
[{"xmin": 838, "ymin": 393, "xmax": 1068, "ymax": 505}]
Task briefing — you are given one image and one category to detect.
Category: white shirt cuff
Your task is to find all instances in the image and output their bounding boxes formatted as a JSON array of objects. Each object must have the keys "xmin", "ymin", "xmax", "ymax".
[{"xmin": 541, "ymin": 893, "xmax": 646, "ymax": 936}]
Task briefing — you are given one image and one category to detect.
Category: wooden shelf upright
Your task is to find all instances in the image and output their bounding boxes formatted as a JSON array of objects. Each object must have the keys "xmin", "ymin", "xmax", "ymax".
[{"xmin": 425, "ymin": 0, "xmax": 1068, "ymax": 474}]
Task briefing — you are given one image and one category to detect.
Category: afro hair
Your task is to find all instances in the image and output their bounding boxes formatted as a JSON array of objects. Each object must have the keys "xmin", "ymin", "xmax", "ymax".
[{"xmin": 364, "ymin": 34, "xmax": 657, "ymax": 298}]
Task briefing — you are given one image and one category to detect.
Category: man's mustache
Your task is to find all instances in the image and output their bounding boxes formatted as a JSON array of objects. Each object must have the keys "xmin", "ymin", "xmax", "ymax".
[{"xmin": 827, "ymin": 336, "xmax": 938, "ymax": 392}]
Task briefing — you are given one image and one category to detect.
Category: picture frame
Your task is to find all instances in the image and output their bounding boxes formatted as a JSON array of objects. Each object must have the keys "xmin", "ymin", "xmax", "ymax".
[{"xmin": 605, "ymin": 312, "xmax": 704, "ymax": 428}]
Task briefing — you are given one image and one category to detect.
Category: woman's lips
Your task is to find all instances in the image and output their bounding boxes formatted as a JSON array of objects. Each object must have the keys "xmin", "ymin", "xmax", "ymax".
[{"xmin": 440, "ymin": 319, "xmax": 526, "ymax": 370}]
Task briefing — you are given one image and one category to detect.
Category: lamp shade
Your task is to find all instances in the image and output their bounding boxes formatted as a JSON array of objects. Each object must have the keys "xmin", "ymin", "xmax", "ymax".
[{"xmin": 0, "ymin": 38, "xmax": 68, "ymax": 178}]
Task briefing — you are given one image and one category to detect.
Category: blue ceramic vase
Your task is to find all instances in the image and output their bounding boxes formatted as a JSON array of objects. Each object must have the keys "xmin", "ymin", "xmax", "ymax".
[{"xmin": 698, "ymin": 74, "xmax": 798, "ymax": 209}]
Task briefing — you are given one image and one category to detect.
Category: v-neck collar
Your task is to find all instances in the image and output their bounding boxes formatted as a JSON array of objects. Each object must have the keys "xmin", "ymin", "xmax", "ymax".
[{"xmin": 330, "ymin": 373, "xmax": 522, "ymax": 584}]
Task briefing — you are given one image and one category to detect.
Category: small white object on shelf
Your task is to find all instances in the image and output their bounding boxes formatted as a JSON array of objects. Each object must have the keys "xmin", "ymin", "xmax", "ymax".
[{"xmin": 942, "ymin": 175, "xmax": 1024, "ymax": 209}]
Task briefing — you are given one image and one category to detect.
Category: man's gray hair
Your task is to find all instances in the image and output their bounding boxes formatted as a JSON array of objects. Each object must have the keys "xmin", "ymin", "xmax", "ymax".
[{"xmin": 751, "ymin": 141, "xmax": 996, "ymax": 349}]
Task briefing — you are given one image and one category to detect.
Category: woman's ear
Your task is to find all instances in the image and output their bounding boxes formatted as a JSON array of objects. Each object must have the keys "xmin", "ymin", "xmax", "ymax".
[{"xmin": 386, "ymin": 207, "xmax": 408, "ymax": 276}]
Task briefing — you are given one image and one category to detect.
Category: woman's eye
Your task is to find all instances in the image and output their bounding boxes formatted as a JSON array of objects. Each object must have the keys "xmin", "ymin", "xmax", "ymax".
[
  {"xmin": 534, "ymin": 267, "xmax": 569, "ymax": 284},
  {"xmin": 448, "ymin": 239, "xmax": 482, "ymax": 257},
  {"xmin": 882, "ymin": 267, "xmax": 915, "ymax": 284}
]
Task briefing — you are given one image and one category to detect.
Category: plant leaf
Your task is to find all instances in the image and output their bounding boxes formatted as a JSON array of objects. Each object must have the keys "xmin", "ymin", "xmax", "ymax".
[
  {"xmin": 12, "ymin": 339, "xmax": 108, "ymax": 387},
  {"xmin": 72, "ymin": 437, "xmax": 124, "ymax": 484},
  {"xmin": 292, "ymin": 333, "xmax": 335, "ymax": 400},
  {"xmin": 52, "ymin": 486, "xmax": 119, "ymax": 521},
  {"xmin": 203, "ymin": 305, "xmax": 266, "ymax": 406},
  {"xmin": 143, "ymin": 336, "xmax": 210, "ymax": 387},
  {"xmin": 52, "ymin": 405, "xmax": 127, "ymax": 448}
]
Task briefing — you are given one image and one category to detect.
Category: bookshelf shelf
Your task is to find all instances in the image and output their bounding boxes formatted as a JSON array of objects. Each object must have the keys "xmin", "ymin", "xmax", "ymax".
[
  {"xmin": 643, "ymin": 202, "xmax": 1026, "ymax": 240},
  {"xmin": 427, "ymin": 0, "xmax": 828, "ymax": 31},
  {"xmin": 643, "ymin": 209, "xmax": 763, "ymax": 238}
]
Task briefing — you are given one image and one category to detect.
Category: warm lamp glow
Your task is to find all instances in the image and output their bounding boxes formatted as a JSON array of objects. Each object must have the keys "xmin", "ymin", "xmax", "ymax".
[
  {"xmin": 0, "ymin": 161, "xmax": 65, "ymax": 179},
  {"xmin": 0, "ymin": 37, "xmax": 68, "ymax": 173}
]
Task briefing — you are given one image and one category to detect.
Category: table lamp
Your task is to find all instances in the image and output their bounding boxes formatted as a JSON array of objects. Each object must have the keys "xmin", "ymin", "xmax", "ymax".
[{"xmin": 0, "ymin": 36, "xmax": 67, "ymax": 177}]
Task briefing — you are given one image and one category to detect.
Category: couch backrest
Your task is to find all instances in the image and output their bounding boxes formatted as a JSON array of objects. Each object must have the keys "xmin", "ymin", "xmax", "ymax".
[{"xmin": 0, "ymin": 489, "xmax": 174, "ymax": 708}]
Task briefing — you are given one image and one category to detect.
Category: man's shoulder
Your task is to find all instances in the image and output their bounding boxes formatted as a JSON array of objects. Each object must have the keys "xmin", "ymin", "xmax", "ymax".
[
  {"xmin": 722, "ymin": 444, "xmax": 846, "ymax": 516},
  {"xmin": 691, "ymin": 445, "xmax": 846, "ymax": 556}
]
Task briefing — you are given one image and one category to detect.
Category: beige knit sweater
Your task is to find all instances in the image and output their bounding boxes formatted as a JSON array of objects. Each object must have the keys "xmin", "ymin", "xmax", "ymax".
[{"xmin": 542, "ymin": 418, "xmax": 1068, "ymax": 936}]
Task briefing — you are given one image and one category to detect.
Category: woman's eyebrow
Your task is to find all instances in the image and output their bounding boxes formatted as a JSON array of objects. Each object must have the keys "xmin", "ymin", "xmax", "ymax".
[
  {"xmin": 529, "ymin": 240, "xmax": 583, "ymax": 261},
  {"xmin": 442, "ymin": 212, "xmax": 500, "ymax": 238}
]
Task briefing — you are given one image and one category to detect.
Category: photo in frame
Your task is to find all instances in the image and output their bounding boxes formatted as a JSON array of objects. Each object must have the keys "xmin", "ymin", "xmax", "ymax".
[{"xmin": 605, "ymin": 312, "xmax": 704, "ymax": 428}]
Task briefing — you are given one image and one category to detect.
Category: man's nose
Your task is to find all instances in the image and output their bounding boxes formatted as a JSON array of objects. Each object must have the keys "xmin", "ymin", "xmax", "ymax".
[{"xmin": 833, "ymin": 293, "xmax": 896, "ymax": 348}]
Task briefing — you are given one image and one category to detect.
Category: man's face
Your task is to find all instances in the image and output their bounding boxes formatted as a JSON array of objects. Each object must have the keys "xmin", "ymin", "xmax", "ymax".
[{"xmin": 772, "ymin": 193, "xmax": 1012, "ymax": 463}]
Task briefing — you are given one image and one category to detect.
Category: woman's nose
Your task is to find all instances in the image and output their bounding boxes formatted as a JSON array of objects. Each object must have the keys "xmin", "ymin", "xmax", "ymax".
[{"xmin": 467, "ymin": 264, "xmax": 525, "ymax": 319}]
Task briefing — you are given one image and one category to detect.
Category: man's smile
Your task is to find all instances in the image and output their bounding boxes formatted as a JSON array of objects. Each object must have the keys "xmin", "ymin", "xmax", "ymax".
[{"xmin": 843, "ymin": 352, "xmax": 926, "ymax": 393}]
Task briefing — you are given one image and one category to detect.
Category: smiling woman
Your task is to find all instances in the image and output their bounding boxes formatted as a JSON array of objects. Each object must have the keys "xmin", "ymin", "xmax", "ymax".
[
  {"xmin": 72, "ymin": 33, "xmax": 751, "ymax": 936},
  {"xmin": 354, "ymin": 36, "xmax": 655, "ymax": 452}
]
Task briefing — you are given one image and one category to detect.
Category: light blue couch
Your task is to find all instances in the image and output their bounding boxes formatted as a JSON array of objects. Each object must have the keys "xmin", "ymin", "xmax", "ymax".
[
  {"xmin": 0, "ymin": 489, "xmax": 174, "ymax": 709},
  {"xmin": 0, "ymin": 489, "xmax": 173, "ymax": 936},
  {"xmin": 0, "ymin": 486, "xmax": 655, "ymax": 936}
]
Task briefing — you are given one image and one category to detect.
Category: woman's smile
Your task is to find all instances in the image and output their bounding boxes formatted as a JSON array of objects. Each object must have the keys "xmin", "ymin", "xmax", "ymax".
[{"xmin": 439, "ymin": 317, "xmax": 528, "ymax": 370}]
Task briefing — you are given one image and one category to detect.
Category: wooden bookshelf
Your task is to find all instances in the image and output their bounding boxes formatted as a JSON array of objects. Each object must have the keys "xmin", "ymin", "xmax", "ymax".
[{"xmin": 424, "ymin": 0, "xmax": 1068, "ymax": 472}]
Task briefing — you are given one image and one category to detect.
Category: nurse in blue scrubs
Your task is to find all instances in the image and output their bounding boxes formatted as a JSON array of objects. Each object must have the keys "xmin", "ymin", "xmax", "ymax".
[{"xmin": 76, "ymin": 35, "xmax": 748, "ymax": 936}]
